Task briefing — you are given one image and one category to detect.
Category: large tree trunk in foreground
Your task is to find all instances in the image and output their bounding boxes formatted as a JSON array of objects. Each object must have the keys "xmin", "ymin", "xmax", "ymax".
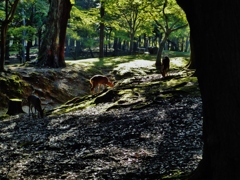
[
  {"xmin": 38, "ymin": 0, "xmax": 72, "ymax": 68},
  {"xmin": 176, "ymin": 0, "xmax": 240, "ymax": 179}
]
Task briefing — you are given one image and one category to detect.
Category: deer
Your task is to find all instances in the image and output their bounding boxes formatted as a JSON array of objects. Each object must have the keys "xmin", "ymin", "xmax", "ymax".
[
  {"xmin": 28, "ymin": 94, "xmax": 44, "ymax": 118},
  {"xmin": 160, "ymin": 56, "xmax": 170, "ymax": 78},
  {"xmin": 90, "ymin": 75, "xmax": 114, "ymax": 94}
]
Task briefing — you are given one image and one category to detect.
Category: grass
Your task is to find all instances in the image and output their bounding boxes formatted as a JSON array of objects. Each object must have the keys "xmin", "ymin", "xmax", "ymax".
[{"xmin": 66, "ymin": 50, "xmax": 190, "ymax": 70}]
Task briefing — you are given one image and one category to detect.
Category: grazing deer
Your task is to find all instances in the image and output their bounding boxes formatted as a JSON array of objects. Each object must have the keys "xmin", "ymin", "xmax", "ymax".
[
  {"xmin": 90, "ymin": 75, "xmax": 114, "ymax": 94},
  {"xmin": 28, "ymin": 95, "xmax": 44, "ymax": 118},
  {"xmin": 161, "ymin": 56, "xmax": 170, "ymax": 78}
]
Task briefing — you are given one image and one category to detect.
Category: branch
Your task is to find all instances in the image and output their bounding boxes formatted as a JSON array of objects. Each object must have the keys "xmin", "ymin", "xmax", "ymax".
[
  {"xmin": 153, "ymin": 18, "xmax": 165, "ymax": 32},
  {"xmin": 171, "ymin": 23, "xmax": 188, "ymax": 32},
  {"xmin": 162, "ymin": 0, "xmax": 168, "ymax": 29},
  {"xmin": 7, "ymin": 0, "xmax": 20, "ymax": 22}
]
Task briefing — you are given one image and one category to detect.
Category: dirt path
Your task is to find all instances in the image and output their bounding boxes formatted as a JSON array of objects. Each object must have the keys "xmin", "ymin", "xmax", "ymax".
[{"xmin": 0, "ymin": 96, "xmax": 202, "ymax": 179}]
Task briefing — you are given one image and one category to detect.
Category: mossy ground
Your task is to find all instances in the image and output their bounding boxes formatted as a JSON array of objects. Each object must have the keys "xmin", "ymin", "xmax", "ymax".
[{"xmin": 0, "ymin": 52, "xmax": 197, "ymax": 179}]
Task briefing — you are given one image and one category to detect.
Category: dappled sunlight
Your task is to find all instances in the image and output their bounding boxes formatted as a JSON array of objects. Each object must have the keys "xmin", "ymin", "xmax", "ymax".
[
  {"xmin": 170, "ymin": 57, "xmax": 188, "ymax": 69},
  {"xmin": 0, "ymin": 51, "xmax": 202, "ymax": 179},
  {"xmin": 116, "ymin": 59, "xmax": 155, "ymax": 69},
  {"xmin": 0, "ymin": 92, "xmax": 202, "ymax": 179}
]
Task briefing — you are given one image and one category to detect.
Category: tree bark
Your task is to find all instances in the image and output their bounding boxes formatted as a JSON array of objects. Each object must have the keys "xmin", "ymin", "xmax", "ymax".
[
  {"xmin": 176, "ymin": 0, "xmax": 240, "ymax": 179},
  {"xmin": 187, "ymin": 35, "xmax": 196, "ymax": 69},
  {"xmin": 0, "ymin": 0, "xmax": 20, "ymax": 72},
  {"xmin": 156, "ymin": 34, "xmax": 168, "ymax": 69},
  {"xmin": 58, "ymin": 0, "xmax": 72, "ymax": 67},
  {"xmin": 0, "ymin": 22, "xmax": 8, "ymax": 71},
  {"xmin": 38, "ymin": 0, "xmax": 72, "ymax": 68}
]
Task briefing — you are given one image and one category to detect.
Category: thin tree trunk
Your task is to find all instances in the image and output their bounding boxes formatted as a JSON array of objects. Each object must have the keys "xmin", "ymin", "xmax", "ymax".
[
  {"xmin": 184, "ymin": 36, "xmax": 190, "ymax": 52},
  {"xmin": 99, "ymin": 2, "xmax": 104, "ymax": 58},
  {"xmin": 155, "ymin": 34, "xmax": 169, "ymax": 69},
  {"xmin": 0, "ymin": 0, "xmax": 19, "ymax": 71},
  {"xmin": 26, "ymin": 41, "xmax": 32, "ymax": 62},
  {"xmin": 0, "ymin": 23, "xmax": 7, "ymax": 71},
  {"xmin": 129, "ymin": 32, "xmax": 134, "ymax": 55}
]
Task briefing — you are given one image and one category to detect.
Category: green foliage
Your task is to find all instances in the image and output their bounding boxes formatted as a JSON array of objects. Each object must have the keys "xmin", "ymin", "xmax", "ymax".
[
  {"xmin": 68, "ymin": 6, "xmax": 98, "ymax": 47},
  {"xmin": 6, "ymin": 0, "xmax": 49, "ymax": 47},
  {"xmin": 2, "ymin": 0, "xmax": 190, "ymax": 59},
  {"xmin": 8, "ymin": 25, "xmax": 36, "ymax": 51},
  {"xmin": 9, "ymin": 26, "xmax": 36, "ymax": 40}
]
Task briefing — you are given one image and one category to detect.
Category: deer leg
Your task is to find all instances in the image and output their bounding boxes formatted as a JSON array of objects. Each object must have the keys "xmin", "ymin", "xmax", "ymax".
[
  {"xmin": 29, "ymin": 104, "xmax": 31, "ymax": 117},
  {"xmin": 30, "ymin": 106, "xmax": 33, "ymax": 116},
  {"xmin": 97, "ymin": 84, "xmax": 100, "ymax": 93}
]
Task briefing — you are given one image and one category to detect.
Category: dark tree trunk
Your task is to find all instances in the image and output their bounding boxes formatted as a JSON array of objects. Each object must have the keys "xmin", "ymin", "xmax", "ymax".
[
  {"xmin": 0, "ymin": 23, "xmax": 7, "ymax": 71},
  {"xmin": 5, "ymin": 38, "xmax": 10, "ymax": 61},
  {"xmin": 113, "ymin": 37, "xmax": 118, "ymax": 56},
  {"xmin": 143, "ymin": 34, "xmax": 148, "ymax": 48},
  {"xmin": 184, "ymin": 36, "xmax": 190, "ymax": 52},
  {"xmin": 187, "ymin": 35, "xmax": 196, "ymax": 69},
  {"xmin": 129, "ymin": 32, "xmax": 134, "ymax": 55},
  {"xmin": 58, "ymin": 0, "xmax": 72, "ymax": 67},
  {"xmin": 38, "ymin": 0, "xmax": 72, "ymax": 68},
  {"xmin": 26, "ymin": 40, "xmax": 32, "ymax": 62},
  {"xmin": 0, "ymin": 0, "xmax": 19, "ymax": 71},
  {"xmin": 176, "ymin": 0, "xmax": 240, "ymax": 179},
  {"xmin": 6, "ymin": 99, "xmax": 25, "ymax": 115}
]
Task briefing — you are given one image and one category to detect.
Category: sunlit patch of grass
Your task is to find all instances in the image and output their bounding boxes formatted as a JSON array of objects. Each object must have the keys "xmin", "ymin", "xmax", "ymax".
[
  {"xmin": 66, "ymin": 52, "xmax": 189, "ymax": 72},
  {"xmin": 170, "ymin": 57, "xmax": 189, "ymax": 69}
]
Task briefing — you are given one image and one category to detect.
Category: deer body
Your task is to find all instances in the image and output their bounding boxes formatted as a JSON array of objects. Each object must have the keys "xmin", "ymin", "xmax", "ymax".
[
  {"xmin": 28, "ymin": 95, "xmax": 44, "ymax": 118},
  {"xmin": 161, "ymin": 56, "xmax": 170, "ymax": 78},
  {"xmin": 90, "ymin": 75, "xmax": 114, "ymax": 94}
]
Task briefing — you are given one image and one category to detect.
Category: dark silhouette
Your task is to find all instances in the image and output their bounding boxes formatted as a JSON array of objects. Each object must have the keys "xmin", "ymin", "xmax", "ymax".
[{"xmin": 161, "ymin": 56, "xmax": 170, "ymax": 78}]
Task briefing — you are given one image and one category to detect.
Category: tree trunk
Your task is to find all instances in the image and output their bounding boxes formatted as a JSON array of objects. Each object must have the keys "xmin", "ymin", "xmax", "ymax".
[
  {"xmin": 156, "ymin": 33, "xmax": 169, "ymax": 69},
  {"xmin": 58, "ymin": 0, "xmax": 72, "ymax": 67},
  {"xmin": 176, "ymin": 0, "xmax": 240, "ymax": 179},
  {"xmin": 184, "ymin": 36, "xmax": 190, "ymax": 52},
  {"xmin": 38, "ymin": 0, "xmax": 72, "ymax": 68},
  {"xmin": 0, "ymin": 23, "xmax": 7, "ymax": 71},
  {"xmin": 187, "ymin": 35, "xmax": 196, "ymax": 69},
  {"xmin": 129, "ymin": 32, "xmax": 134, "ymax": 55},
  {"xmin": 6, "ymin": 99, "xmax": 25, "ymax": 115},
  {"xmin": 0, "ymin": 0, "xmax": 19, "ymax": 71},
  {"xmin": 99, "ymin": 2, "xmax": 104, "ymax": 58},
  {"xmin": 26, "ymin": 40, "xmax": 32, "ymax": 62},
  {"xmin": 113, "ymin": 37, "xmax": 118, "ymax": 56}
]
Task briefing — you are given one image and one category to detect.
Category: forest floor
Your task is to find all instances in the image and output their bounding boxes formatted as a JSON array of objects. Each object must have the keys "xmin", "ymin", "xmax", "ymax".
[{"xmin": 0, "ymin": 56, "xmax": 202, "ymax": 179}]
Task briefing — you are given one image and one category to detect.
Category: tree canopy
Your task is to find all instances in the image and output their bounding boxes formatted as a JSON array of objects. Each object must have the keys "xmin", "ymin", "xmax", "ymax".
[{"xmin": 0, "ymin": 0, "xmax": 189, "ymax": 70}]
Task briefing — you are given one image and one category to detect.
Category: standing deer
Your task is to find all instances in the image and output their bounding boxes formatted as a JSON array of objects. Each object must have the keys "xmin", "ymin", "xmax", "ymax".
[
  {"xmin": 160, "ymin": 56, "xmax": 170, "ymax": 78},
  {"xmin": 28, "ymin": 95, "xmax": 44, "ymax": 118},
  {"xmin": 90, "ymin": 75, "xmax": 114, "ymax": 94}
]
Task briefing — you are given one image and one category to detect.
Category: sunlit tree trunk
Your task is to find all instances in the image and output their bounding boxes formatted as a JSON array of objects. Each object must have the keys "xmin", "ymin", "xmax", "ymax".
[
  {"xmin": 155, "ymin": 31, "xmax": 169, "ymax": 69},
  {"xmin": 38, "ymin": 0, "xmax": 72, "ymax": 68},
  {"xmin": 176, "ymin": 0, "xmax": 240, "ymax": 179}
]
